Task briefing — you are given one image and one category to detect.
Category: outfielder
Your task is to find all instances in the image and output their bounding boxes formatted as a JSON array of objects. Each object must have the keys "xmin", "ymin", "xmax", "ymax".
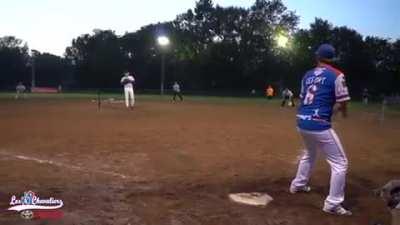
[
  {"xmin": 120, "ymin": 71, "xmax": 135, "ymax": 109},
  {"xmin": 290, "ymin": 44, "xmax": 352, "ymax": 216}
]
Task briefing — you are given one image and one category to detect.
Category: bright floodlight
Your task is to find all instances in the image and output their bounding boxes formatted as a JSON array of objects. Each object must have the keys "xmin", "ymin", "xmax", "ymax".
[
  {"xmin": 212, "ymin": 35, "xmax": 223, "ymax": 43},
  {"xmin": 157, "ymin": 36, "xmax": 170, "ymax": 47},
  {"xmin": 276, "ymin": 34, "xmax": 289, "ymax": 48}
]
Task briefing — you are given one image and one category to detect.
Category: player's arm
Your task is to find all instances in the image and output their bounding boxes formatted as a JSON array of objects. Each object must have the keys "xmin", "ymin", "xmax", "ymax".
[
  {"xmin": 333, "ymin": 101, "xmax": 348, "ymax": 118},
  {"xmin": 334, "ymin": 74, "xmax": 351, "ymax": 118}
]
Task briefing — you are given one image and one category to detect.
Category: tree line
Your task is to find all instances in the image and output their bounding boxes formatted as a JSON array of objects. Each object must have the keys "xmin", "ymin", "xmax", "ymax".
[{"xmin": 1, "ymin": 0, "xmax": 399, "ymax": 98}]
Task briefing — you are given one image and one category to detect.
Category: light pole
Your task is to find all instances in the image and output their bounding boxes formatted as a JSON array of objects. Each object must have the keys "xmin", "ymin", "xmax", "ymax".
[
  {"xmin": 161, "ymin": 53, "xmax": 166, "ymax": 95},
  {"xmin": 273, "ymin": 33, "xmax": 290, "ymax": 92},
  {"xmin": 29, "ymin": 50, "xmax": 38, "ymax": 89},
  {"xmin": 157, "ymin": 36, "xmax": 170, "ymax": 95}
]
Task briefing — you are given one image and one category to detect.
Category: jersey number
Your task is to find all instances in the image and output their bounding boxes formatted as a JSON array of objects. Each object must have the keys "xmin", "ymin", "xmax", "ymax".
[{"xmin": 303, "ymin": 85, "xmax": 318, "ymax": 105}]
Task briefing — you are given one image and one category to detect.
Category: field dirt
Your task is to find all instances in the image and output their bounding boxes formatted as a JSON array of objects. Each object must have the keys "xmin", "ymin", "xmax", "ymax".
[{"xmin": 0, "ymin": 98, "xmax": 399, "ymax": 225}]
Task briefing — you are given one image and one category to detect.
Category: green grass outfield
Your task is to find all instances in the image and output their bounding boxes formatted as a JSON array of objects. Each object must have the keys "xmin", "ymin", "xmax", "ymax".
[
  {"xmin": 0, "ymin": 92, "xmax": 268, "ymax": 103},
  {"xmin": 1, "ymin": 92, "xmax": 399, "ymax": 114}
]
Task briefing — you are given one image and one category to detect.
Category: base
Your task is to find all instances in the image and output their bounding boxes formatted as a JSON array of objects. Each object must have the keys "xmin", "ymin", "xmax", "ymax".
[{"xmin": 229, "ymin": 192, "xmax": 273, "ymax": 207}]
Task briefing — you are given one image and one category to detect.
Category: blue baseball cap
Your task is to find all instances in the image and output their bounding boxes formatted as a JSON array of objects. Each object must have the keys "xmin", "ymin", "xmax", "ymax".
[{"xmin": 315, "ymin": 44, "xmax": 336, "ymax": 60}]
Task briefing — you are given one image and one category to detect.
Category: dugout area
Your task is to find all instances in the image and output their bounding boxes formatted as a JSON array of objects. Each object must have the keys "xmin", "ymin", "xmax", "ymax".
[{"xmin": 0, "ymin": 95, "xmax": 399, "ymax": 225}]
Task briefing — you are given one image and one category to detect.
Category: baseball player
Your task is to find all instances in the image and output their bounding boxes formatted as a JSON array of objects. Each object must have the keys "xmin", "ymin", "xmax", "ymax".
[
  {"xmin": 290, "ymin": 44, "xmax": 352, "ymax": 216},
  {"xmin": 281, "ymin": 88, "xmax": 295, "ymax": 107},
  {"xmin": 120, "ymin": 71, "xmax": 135, "ymax": 109},
  {"xmin": 15, "ymin": 82, "xmax": 26, "ymax": 99},
  {"xmin": 266, "ymin": 85, "xmax": 274, "ymax": 100},
  {"xmin": 362, "ymin": 88, "xmax": 369, "ymax": 105},
  {"xmin": 172, "ymin": 81, "xmax": 183, "ymax": 101}
]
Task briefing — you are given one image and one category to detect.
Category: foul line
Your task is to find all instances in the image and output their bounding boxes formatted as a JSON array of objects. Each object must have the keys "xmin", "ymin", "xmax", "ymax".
[{"xmin": 0, "ymin": 150, "xmax": 138, "ymax": 180}]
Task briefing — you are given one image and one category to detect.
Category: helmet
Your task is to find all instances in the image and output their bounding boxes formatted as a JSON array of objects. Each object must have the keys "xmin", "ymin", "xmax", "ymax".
[{"xmin": 316, "ymin": 44, "xmax": 336, "ymax": 60}]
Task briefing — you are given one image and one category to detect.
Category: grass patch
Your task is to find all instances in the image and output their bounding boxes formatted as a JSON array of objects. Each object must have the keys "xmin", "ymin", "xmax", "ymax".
[{"xmin": 1, "ymin": 92, "xmax": 399, "ymax": 114}]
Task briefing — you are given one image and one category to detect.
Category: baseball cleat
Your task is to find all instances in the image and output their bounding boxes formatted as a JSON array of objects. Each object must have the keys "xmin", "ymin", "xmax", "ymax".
[
  {"xmin": 323, "ymin": 205, "xmax": 352, "ymax": 216},
  {"xmin": 289, "ymin": 185, "xmax": 311, "ymax": 194}
]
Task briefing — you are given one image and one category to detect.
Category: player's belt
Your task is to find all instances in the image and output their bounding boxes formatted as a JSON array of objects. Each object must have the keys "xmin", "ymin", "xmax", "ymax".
[{"xmin": 296, "ymin": 114, "xmax": 330, "ymax": 123}]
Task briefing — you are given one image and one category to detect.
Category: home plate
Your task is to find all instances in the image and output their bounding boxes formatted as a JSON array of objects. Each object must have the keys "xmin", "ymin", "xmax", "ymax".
[{"xmin": 229, "ymin": 192, "xmax": 273, "ymax": 207}]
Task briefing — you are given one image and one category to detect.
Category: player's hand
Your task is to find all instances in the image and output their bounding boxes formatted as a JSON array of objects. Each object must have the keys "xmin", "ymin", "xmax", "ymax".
[
  {"xmin": 334, "ymin": 102, "xmax": 348, "ymax": 118},
  {"xmin": 333, "ymin": 104, "xmax": 340, "ymax": 116},
  {"xmin": 342, "ymin": 110, "xmax": 348, "ymax": 118}
]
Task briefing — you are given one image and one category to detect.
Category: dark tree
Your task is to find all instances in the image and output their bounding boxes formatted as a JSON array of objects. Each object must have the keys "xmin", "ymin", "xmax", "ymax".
[
  {"xmin": 56, "ymin": 0, "xmax": 399, "ymax": 96},
  {"xmin": 66, "ymin": 30, "xmax": 125, "ymax": 88},
  {"xmin": 34, "ymin": 53, "xmax": 72, "ymax": 87},
  {"xmin": 0, "ymin": 36, "xmax": 29, "ymax": 88}
]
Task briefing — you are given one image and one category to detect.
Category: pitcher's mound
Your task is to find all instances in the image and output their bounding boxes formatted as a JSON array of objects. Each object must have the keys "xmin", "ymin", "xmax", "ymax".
[{"xmin": 229, "ymin": 192, "xmax": 273, "ymax": 207}]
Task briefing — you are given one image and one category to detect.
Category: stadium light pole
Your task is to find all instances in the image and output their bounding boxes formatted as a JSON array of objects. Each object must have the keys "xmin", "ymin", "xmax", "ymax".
[
  {"xmin": 29, "ymin": 50, "xmax": 37, "ymax": 89},
  {"xmin": 157, "ymin": 36, "xmax": 170, "ymax": 95},
  {"xmin": 274, "ymin": 32, "xmax": 290, "ymax": 92}
]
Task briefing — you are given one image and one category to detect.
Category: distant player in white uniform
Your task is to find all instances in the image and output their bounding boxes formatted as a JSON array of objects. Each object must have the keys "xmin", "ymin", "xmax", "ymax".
[
  {"xmin": 362, "ymin": 88, "xmax": 369, "ymax": 105},
  {"xmin": 290, "ymin": 44, "xmax": 352, "ymax": 216},
  {"xmin": 120, "ymin": 71, "xmax": 135, "ymax": 109},
  {"xmin": 281, "ymin": 88, "xmax": 295, "ymax": 107},
  {"xmin": 172, "ymin": 81, "xmax": 183, "ymax": 101},
  {"xmin": 15, "ymin": 82, "xmax": 26, "ymax": 99}
]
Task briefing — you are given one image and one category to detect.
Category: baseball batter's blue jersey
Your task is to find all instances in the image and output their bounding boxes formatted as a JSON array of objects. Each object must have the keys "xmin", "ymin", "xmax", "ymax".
[{"xmin": 297, "ymin": 63, "xmax": 350, "ymax": 131}]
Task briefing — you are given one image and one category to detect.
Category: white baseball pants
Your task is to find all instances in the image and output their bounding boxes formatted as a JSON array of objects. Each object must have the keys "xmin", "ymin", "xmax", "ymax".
[
  {"xmin": 291, "ymin": 128, "xmax": 349, "ymax": 209},
  {"xmin": 124, "ymin": 87, "xmax": 134, "ymax": 108}
]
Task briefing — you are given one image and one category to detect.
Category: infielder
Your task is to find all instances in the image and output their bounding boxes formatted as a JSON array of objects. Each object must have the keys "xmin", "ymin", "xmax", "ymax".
[
  {"xmin": 281, "ymin": 88, "xmax": 295, "ymax": 107},
  {"xmin": 120, "ymin": 71, "xmax": 135, "ymax": 109},
  {"xmin": 266, "ymin": 85, "xmax": 274, "ymax": 100},
  {"xmin": 172, "ymin": 81, "xmax": 183, "ymax": 101},
  {"xmin": 290, "ymin": 44, "xmax": 352, "ymax": 216},
  {"xmin": 362, "ymin": 88, "xmax": 369, "ymax": 105},
  {"xmin": 15, "ymin": 82, "xmax": 26, "ymax": 99}
]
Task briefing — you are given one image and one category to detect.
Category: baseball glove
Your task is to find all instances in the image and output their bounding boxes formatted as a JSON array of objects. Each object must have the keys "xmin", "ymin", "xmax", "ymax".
[
  {"xmin": 375, "ymin": 180, "xmax": 400, "ymax": 209},
  {"xmin": 121, "ymin": 79, "xmax": 132, "ymax": 85}
]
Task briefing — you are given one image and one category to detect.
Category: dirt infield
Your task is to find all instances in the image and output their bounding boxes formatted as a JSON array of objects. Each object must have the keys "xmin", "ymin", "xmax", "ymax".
[{"xmin": 0, "ymin": 97, "xmax": 399, "ymax": 225}]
